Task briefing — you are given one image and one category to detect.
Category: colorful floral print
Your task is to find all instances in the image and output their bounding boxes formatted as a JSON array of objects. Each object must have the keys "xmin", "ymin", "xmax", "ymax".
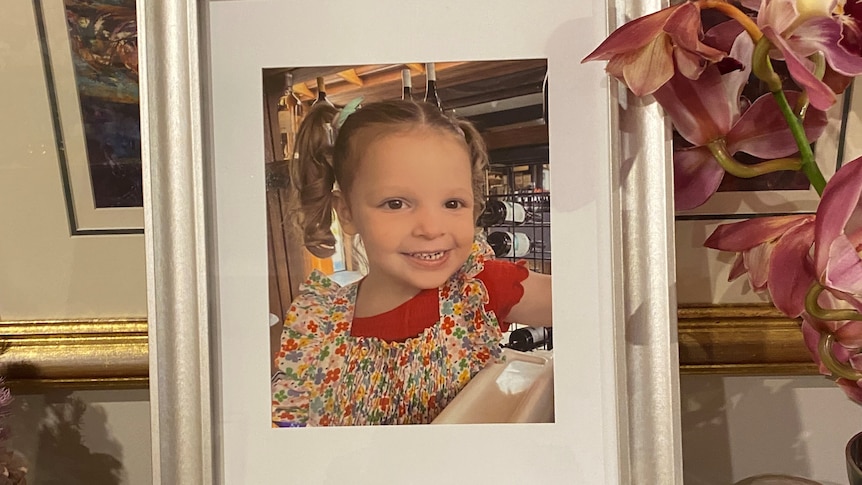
[{"xmin": 272, "ymin": 241, "xmax": 504, "ymax": 426}]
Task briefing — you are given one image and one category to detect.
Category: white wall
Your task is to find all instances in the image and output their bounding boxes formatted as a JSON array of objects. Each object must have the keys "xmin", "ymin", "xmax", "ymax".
[
  {"xmin": 5, "ymin": 389, "xmax": 152, "ymax": 485},
  {"xmin": 682, "ymin": 374, "xmax": 862, "ymax": 485}
]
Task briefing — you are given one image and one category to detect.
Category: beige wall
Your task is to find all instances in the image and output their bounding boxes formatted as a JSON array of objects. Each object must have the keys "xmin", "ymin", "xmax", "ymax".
[{"xmin": 1, "ymin": 2, "xmax": 151, "ymax": 484}]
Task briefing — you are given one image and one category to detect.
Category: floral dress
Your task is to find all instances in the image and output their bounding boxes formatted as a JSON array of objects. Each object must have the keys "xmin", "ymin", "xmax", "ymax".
[{"xmin": 271, "ymin": 241, "xmax": 505, "ymax": 426}]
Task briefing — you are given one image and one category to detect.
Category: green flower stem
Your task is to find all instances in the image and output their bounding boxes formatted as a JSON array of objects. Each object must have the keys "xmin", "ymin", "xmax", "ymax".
[
  {"xmin": 795, "ymin": 53, "xmax": 825, "ymax": 119},
  {"xmin": 752, "ymin": 37, "xmax": 783, "ymax": 92},
  {"xmin": 804, "ymin": 283, "xmax": 862, "ymax": 380},
  {"xmin": 818, "ymin": 332, "xmax": 862, "ymax": 380},
  {"xmin": 772, "ymin": 89, "xmax": 828, "ymax": 195},
  {"xmin": 751, "ymin": 37, "xmax": 828, "ymax": 195},
  {"xmin": 707, "ymin": 139, "xmax": 801, "ymax": 178},
  {"xmin": 805, "ymin": 282, "xmax": 862, "ymax": 322}
]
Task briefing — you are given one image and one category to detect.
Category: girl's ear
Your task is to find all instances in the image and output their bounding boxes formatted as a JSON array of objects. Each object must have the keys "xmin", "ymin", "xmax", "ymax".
[{"xmin": 332, "ymin": 190, "xmax": 357, "ymax": 235}]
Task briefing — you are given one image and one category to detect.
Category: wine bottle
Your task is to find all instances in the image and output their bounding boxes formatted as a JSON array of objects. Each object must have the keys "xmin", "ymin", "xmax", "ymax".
[
  {"xmin": 423, "ymin": 62, "xmax": 442, "ymax": 110},
  {"xmin": 487, "ymin": 231, "xmax": 531, "ymax": 258},
  {"xmin": 277, "ymin": 72, "xmax": 304, "ymax": 161},
  {"xmin": 507, "ymin": 326, "xmax": 548, "ymax": 352},
  {"xmin": 313, "ymin": 76, "xmax": 334, "ymax": 107},
  {"xmin": 478, "ymin": 199, "xmax": 526, "ymax": 227},
  {"xmin": 401, "ymin": 68, "xmax": 413, "ymax": 101}
]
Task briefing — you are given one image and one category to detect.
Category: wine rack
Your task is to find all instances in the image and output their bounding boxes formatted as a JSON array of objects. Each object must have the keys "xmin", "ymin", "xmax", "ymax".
[{"xmin": 482, "ymin": 159, "xmax": 552, "ymax": 351}]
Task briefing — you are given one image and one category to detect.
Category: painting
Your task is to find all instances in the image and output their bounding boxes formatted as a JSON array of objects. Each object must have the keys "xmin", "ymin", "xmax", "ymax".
[{"xmin": 34, "ymin": 0, "xmax": 143, "ymax": 234}]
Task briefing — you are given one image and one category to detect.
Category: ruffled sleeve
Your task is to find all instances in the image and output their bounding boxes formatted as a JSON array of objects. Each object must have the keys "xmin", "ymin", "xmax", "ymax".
[
  {"xmin": 271, "ymin": 270, "xmax": 340, "ymax": 427},
  {"xmin": 476, "ymin": 259, "xmax": 529, "ymax": 327}
]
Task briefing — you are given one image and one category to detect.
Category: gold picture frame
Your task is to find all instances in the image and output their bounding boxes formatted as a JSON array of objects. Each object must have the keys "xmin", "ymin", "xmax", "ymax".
[{"xmin": 0, "ymin": 318, "xmax": 148, "ymax": 390}]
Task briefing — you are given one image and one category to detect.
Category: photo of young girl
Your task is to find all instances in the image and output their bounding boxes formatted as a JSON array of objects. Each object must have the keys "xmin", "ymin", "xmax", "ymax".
[{"xmin": 269, "ymin": 95, "xmax": 553, "ymax": 426}]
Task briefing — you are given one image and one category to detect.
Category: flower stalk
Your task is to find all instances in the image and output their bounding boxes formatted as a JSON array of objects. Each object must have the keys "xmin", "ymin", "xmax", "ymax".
[
  {"xmin": 751, "ymin": 36, "xmax": 828, "ymax": 194},
  {"xmin": 697, "ymin": 0, "xmax": 763, "ymax": 41},
  {"xmin": 773, "ymin": 88, "xmax": 828, "ymax": 194},
  {"xmin": 805, "ymin": 282, "xmax": 862, "ymax": 322},
  {"xmin": 707, "ymin": 139, "xmax": 802, "ymax": 177},
  {"xmin": 818, "ymin": 332, "xmax": 862, "ymax": 380}
]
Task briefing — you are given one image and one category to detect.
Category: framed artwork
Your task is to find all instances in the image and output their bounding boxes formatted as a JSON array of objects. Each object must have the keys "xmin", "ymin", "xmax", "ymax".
[
  {"xmin": 140, "ymin": 0, "xmax": 683, "ymax": 483},
  {"xmin": 675, "ymin": 81, "xmax": 862, "ymax": 374},
  {"xmin": 34, "ymin": 0, "xmax": 143, "ymax": 235},
  {"xmin": 0, "ymin": 1, "xmax": 147, "ymax": 387}
]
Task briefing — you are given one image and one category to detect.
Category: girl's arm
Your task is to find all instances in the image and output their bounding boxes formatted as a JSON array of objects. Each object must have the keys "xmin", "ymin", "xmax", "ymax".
[{"xmin": 504, "ymin": 270, "xmax": 552, "ymax": 327}]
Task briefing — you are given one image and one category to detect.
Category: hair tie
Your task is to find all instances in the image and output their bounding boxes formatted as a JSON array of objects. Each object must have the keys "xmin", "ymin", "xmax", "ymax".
[
  {"xmin": 333, "ymin": 96, "xmax": 364, "ymax": 130},
  {"xmin": 327, "ymin": 96, "xmax": 364, "ymax": 145}
]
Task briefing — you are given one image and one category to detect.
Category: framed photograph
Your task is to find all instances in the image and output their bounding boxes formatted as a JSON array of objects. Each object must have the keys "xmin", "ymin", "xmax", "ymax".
[
  {"xmin": 261, "ymin": 59, "xmax": 553, "ymax": 378},
  {"xmin": 0, "ymin": 1, "xmax": 147, "ymax": 387},
  {"xmin": 35, "ymin": 0, "xmax": 144, "ymax": 234},
  {"xmin": 140, "ymin": 0, "xmax": 682, "ymax": 482},
  {"xmin": 674, "ymin": 81, "xmax": 862, "ymax": 374}
]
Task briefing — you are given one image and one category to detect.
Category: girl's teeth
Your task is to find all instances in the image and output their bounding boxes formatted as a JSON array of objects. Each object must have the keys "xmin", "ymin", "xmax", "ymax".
[{"xmin": 412, "ymin": 251, "xmax": 444, "ymax": 260}]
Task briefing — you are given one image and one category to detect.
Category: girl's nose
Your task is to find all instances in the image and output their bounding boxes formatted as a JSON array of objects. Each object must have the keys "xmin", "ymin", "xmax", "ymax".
[{"xmin": 412, "ymin": 206, "xmax": 446, "ymax": 238}]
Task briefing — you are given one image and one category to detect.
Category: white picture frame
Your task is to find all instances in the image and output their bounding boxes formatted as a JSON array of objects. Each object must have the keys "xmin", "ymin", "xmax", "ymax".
[{"xmin": 139, "ymin": 0, "xmax": 682, "ymax": 483}]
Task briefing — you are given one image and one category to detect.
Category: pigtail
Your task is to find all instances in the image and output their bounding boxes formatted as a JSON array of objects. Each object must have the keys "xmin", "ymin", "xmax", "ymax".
[
  {"xmin": 288, "ymin": 103, "xmax": 340, "ymax": 258},
  {"xmin": 455, "ymin": 118, "xmax": 490, "ymax": 222}
]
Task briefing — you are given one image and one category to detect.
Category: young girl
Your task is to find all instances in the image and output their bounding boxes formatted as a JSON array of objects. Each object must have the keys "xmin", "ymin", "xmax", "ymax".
[{"xmin": 272, "ymin": 99, "xmax": 552, "ymax": 426}]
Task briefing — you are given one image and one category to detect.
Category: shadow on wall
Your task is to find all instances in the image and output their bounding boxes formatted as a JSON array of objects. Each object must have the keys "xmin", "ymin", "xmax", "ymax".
[
  {"xmin": 681, "ymin": 375, "xmax": 809, "ymax": 484},
  {"xmin": 7, "ymin": 388, "xmax": 126, "ymax": 485}
]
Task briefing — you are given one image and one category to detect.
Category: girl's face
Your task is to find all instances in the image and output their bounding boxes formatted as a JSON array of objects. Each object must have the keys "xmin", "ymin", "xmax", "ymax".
[{"xmin": 336, "ymin": 128, "xmax": 476, "ymax": 304}]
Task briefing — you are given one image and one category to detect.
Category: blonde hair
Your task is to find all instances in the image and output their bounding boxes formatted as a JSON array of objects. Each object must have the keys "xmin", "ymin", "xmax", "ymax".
[{"xmin": 288, "ymin": 99, "xmax": 489, "ymax": 258}]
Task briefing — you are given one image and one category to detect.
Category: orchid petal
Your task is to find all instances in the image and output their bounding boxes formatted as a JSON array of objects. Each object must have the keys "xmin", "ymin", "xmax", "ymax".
[
  {"xmin": 728, "ymin": 253, "xmax": 748, "ymax": 281},
  {"xmin": 801, "ymin": 320, "xmax": 831, "ymax": 374},
  {"xmin": 705, "ymin": 20, "xmax": 747, "ymax": 53},
  {"xmin": 582, "ymin": 5, "xmax": 681, "ymax": 61},
  {"xmin": 740, "ymin": 0, "xmax": 762, "ymax": 12},
  {"xmin": 704, "ymin": 215, "xmax": 815, "ymax": 251},
  {"xmin": 665, "ymin": 3, "xmax": 728, "ymax": 79},
  {"xmin": 744, "ymin": 242, "xmax": 772, "ymax": 290},
  {"xmin": 792, "ymin": 17, "xmax": 862, "ymax": 75},
  {"xmin": 823, "ymin": 235, "xmax": 862, "ymax": 304},
  {"xmin": 615, "ymin": 35, "xmax": 676, "ymax": 96},
  {"xmin": 835, "ymin": 321, "xmax": 862, "ymax": 349},
  {"xmin": 672, "ymin": 147, "xmax": 725, "ymax": 210},
  {"xmin": 814, "ymin": 156, "xmax": 862, "ymax": 273},
  {"xmin": 759, "ymin": 0, "xmax": 801, "ymax": 33},
  {"xmin": 653, "ymin": 67, "xmax": 733, "ymax": 145},
  {"xmin": 673, "ymin": 48, "xmax": 709, "ymax": 80},
  {"xmin": 836, "ymin": 378, "xmax": 862, "ymax": 405},
  {"xmin": 763, "ymin": 26, "xmax": 838, "ymax": 110},
  {"xmin": 727, "ymin": 92, "xmax": 828, "ymax": 157},
  {"xmin": 767, "ymin": 221, "xmax": 816, "ymax": 317}
]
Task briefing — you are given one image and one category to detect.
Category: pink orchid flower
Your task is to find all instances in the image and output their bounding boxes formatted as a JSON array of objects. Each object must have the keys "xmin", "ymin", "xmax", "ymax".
[
  {"xmin": 813, "ymin": 155, "xmax": 862, "ymax": 309},
  {"xmin": 742, "ymin": 0, "xmax": 862, "ymax": 110},
  {"xmin": 801, "ymin": 321, "xmax": 862, "ymax": 404},
  {"xmin": 705, "ymin": 213, "xmax": 817, "ymax": 316},
  {"xmin": 581, "ymin": 2, "xmax": 727, "ymax": 96},
  {"xmin": 655, "ymin": 30, "xmax": 828, "ymax": 209}
]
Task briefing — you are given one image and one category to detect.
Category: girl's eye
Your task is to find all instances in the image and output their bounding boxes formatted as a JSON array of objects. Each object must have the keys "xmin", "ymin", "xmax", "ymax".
[
  {"xmin": 445, "ymin": 200, "xmax": 466, "ymax": 209},
  {"xmin": 384, "ymin": 200, "xmax": 403, "ymax": 210}
]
